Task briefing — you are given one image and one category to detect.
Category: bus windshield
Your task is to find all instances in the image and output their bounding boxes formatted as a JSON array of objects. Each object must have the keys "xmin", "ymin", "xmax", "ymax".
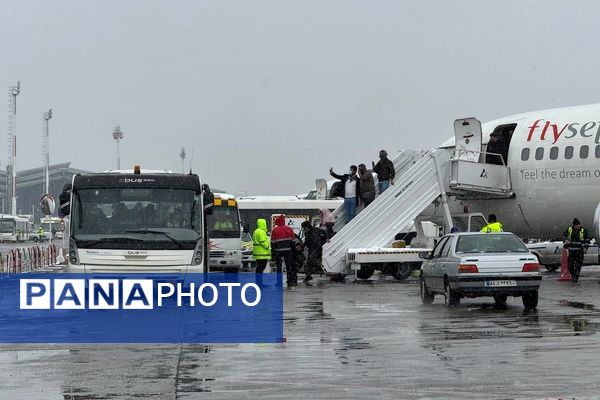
[
  {"xmin": 71, "ymin": 187, "xmax": 202, "ymax": 250},
  {"xmin": 207, "ymin": 206, "xmax": 241, "ymax": 238}
]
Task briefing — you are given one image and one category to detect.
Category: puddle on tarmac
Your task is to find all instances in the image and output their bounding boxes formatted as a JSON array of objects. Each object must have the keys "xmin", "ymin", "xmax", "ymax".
[{"xmin": 559, "ymin": 299, "xmax": 597, "ymax": 311}]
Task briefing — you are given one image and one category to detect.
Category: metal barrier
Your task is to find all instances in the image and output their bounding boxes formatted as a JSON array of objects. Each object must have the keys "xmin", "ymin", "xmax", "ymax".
[{"xmin": 0, "ymin": 244, "xmax": 61, "ymax": 274}]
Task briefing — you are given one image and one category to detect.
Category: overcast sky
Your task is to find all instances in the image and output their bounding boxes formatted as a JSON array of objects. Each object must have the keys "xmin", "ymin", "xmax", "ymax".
[{"xmin": 1, "ymin": 0, "xmax": 599, "ymax": 195}]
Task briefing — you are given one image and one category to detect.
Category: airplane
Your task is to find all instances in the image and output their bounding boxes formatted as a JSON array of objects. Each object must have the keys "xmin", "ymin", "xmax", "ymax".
[{"xmin": 440, "ymin": 103, "xmax": 600, "ymax": 239}]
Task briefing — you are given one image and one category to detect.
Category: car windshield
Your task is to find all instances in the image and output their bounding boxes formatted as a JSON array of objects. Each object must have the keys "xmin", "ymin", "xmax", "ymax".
[{"xmin": 456, "ymin": 234, "xmax": 529, "ymax": 254}]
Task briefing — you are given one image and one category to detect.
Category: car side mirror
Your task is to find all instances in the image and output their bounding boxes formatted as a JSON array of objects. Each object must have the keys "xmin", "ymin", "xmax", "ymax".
[
  {"xmin": 243, "ymin": 224, "xmax": 250, "ymax": 233},
  {"xmin": 418, "ymin": 251, "xmax": 431, "ymax": 259}
]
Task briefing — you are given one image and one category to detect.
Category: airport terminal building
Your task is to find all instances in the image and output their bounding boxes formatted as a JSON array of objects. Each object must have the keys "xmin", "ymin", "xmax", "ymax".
[{"xmin": 0, "ymin": 162, "xmax": 90, "ymax": 225}]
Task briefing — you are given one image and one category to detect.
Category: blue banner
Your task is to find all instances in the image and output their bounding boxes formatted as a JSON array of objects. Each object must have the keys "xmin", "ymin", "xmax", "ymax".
[{"xmin": 0, "ymin": 273, "xmax": 283, "ymax": 343}]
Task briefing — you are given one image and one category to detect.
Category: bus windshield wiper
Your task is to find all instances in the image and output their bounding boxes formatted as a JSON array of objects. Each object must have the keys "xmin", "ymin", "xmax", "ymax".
[
  {"xmin": 125, "ymin": 229, "xmax": 184, "ymax": 249},
  {"xmin": 79, "ymin": 237, "xmax": 145, "ymax": 248}
]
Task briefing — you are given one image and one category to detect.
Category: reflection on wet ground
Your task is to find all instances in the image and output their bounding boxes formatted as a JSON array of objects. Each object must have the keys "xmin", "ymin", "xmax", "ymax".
[{"xmin": 2, "ymin": 269, "xmax": 600, "ymax": 399}]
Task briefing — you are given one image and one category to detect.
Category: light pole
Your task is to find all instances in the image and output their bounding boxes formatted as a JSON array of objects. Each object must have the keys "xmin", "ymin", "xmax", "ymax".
[
  {"xmin": 180, "ymin": 148, "xmax": 186, "ymax": 173},
  {"xmin": 112, "ymin": 125, "xmax": 124, "ymax": 169},
  {"xmin": 8, "ymin": 81, "xmax": 20, "ymax": 215},
  {"xmin": 43, "ymin": 109, "xmax": 52, "ymax": 195}
]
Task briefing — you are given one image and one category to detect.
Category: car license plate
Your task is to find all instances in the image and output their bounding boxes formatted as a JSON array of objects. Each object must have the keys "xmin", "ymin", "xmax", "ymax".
[{"xmin": 485, "ymin": 280, "xmax": 517, "ymax": 287}]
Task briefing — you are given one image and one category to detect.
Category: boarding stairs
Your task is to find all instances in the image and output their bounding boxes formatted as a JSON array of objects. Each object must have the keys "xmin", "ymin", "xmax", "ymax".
[
  {"xmin": 331, "ymin": 149, "xmax": 422, "ymax": 233},
  {"xmin": 321, "ymin": 118, "xmax": 513, "ymax": 275}
]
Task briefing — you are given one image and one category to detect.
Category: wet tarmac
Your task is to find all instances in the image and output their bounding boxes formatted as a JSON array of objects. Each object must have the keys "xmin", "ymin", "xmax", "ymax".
[{"xmin": 2, "ymin": 268, "xmax": 600, "ymax": 399}]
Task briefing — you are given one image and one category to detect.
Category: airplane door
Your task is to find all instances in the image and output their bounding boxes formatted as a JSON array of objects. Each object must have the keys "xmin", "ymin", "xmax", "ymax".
[
  {"xmin": 315, "ymin": 179, "xmax": 327, "ymax": 200},
  {"xmin": 454, "ymin": 118, "xmax": 482, "ymax": 162}
]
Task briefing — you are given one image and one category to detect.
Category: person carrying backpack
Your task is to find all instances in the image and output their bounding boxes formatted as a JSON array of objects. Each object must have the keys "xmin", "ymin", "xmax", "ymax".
[{"xmin": 301, "ymin": 221, "xmax": 327, "ymax": 283}]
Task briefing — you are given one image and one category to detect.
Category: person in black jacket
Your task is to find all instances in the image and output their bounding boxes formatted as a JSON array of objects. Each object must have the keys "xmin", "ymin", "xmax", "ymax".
[
  {"xmin": 485, "ymin": 132, "xmax": 507, "ymax": 165},
  {"xmin": 301, "ymin": 221, "xmax": 327, "ymax": 283},
  {"xmin": 330, "ymin": 165, "xmax": 361, "ymax": 223},
  {"xmin": 372, "ymin": 150, "xmax": 395, "ymax": 194}
]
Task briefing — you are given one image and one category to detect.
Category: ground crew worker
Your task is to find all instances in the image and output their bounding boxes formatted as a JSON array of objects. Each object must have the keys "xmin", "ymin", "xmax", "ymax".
[
  {"xmin": 271, "ymin": 215, "xmax": 297, "ymax": 286},
  {"xmin": 480, "ymin": 214, "xmax": 503, "ymax": 232},
  {"xmin": 562, "ymin": 218, "xmax": 590, "ymax": 283},
  {"xmin": 252, "ymin": 218, "xmax": 271, "ymax": 285}
]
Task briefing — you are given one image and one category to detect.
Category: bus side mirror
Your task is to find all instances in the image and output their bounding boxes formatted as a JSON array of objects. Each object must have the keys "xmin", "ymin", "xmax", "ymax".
[
  {"xmin": 59, "ymin": 185, "xmax": 71, "ymax": 217},
  {"xmin": 202, "ymin": 184, "xmax": 214, "ymax": 216}
]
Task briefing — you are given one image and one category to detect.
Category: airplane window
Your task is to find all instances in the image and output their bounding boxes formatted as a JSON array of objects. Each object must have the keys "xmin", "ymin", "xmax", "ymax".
[
  {"xmin": 596, "ymin": 145, "xmax": 600, "ymax": 158},
  {"xmin": 549, "ymin": 147, "xmax": 559, "ymax": 160},
  {"xmin": 521, "ymin": 148, "xmax": 530, "ymax": 161},
  {"xmin": 580, "ymin": 145, "xmax": 589, "ymax": 159},
  {"xmin": 565, "ymin": 146, "xmax": 574, "ymax": 159},
  {"xmin": 535, "ymin": 147, "xmax": 544, "ymax": 160}
]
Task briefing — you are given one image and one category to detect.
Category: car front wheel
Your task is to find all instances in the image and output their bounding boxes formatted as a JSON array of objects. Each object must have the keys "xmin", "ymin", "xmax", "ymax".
[
  {"xmin": 420, "ymin": 278, "xmax": 434, "ymax": 304},
  {"xmin": 522, "ymin": 291, "xmax": 538, "ymax": 310}
]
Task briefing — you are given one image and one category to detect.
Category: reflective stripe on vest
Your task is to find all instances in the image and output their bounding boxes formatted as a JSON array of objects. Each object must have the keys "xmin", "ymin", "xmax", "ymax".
[{"xmin": 568, "ymin": 227, "xmax": 585, "ymax": 241}]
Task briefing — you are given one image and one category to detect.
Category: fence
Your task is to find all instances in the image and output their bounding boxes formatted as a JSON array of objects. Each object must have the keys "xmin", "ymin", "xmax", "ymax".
[{"xmin": 1, "ymin": 244, "xmax": 60, "ymax": 274}]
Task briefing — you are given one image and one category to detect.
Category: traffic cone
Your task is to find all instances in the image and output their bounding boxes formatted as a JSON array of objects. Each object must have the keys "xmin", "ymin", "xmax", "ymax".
[{"xmin": 558, "ymin": 248, "xmax": 571, "ymax": 281}]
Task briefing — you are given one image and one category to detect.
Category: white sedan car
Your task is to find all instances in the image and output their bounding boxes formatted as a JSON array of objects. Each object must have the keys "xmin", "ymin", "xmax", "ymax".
[{"xmin": 419, "ymin": 232, "xmax": 542, "ymax": 309}]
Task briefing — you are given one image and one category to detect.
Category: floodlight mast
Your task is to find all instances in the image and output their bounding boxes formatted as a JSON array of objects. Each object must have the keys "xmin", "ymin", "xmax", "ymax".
[
  {"xmin": 8, "ymin": 81, "xmax": 20, "ymax": 215},
  {"xmin": 112, "ymin": 125, "xmax": 124, "ymax": 169},
  {"xmin": 43, "ymin": 109, "xmax": 52, "ymax": 195},
  {"xmin": 180, "ymin": 148, "xmax": 186, "ymax": 173}
]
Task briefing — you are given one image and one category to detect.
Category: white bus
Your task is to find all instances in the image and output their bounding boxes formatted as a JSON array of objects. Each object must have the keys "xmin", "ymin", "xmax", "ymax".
[
  {"xmin": 61, "ymin": 167, "xmax": 213, "ymax": 273},
  {"xmin": 0, "ymin": 215, "xmax": 30, "ymax": 242},
  {"xmin": 206, "ymin": 193, "xmax": 242, "ymax": 272},
  {"xmin": 237, "ymin": 196, "xmax": 343, "ymax": 232},
  {"xmin": 40, "ymin": 216, "xmax": 64, "ymax": 238}
]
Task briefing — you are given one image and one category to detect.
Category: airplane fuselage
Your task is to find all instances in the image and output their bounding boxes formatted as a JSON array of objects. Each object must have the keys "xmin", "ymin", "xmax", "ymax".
[{"xmin": 450, "ymin": 104, "xmax": 600, "ymax": 239}]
